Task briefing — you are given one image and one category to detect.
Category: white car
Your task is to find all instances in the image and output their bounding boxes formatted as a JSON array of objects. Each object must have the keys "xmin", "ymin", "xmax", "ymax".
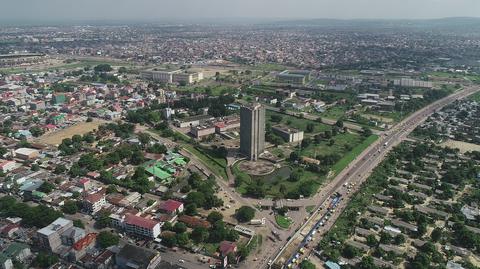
[{"xmin": 178, "ymin": 259, "xmax": 185, "ymax": 263}]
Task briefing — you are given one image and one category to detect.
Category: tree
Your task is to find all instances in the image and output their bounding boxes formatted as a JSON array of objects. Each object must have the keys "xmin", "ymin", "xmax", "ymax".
[
  {"xmin": 62, "ymin": 200, "xmax": 78, "ymax": 215},
  {"xmin": 358, "ymin": 256, "xmax": 377, "ymax": 269},
  {"xmin": 191, "ymin": 227, "xmax": 209, "ymax": 244},
  {"xmin": 29, "ymin": 126, "xmax": 44, "ymax": 137},
  {"xmin": 431, "ymin": 227, "xmax": 442, "ymax": 242},
  {"xmin": 38, "ymin": 182, "xmax": 54, "ymax": 194},
  {"xmin": 53, "ymin": 164, "xmax": 66, "ymax": 174},
  {"xmin": 342, "ymin": 245, "xmax": 359, "ymax": 259},
  {"xmin": 31, "ymin": 163, "xmax": 40, "ymax": 172},
  {"xmin": 394, "ymin": 234, "xmax": 405, "ymax": 245},
  {"xmin": 306, "ymin": 123, "xmax": 315, "ymax": 133},
  {"xmin": 236, "ymin": 206, "xmax": 255, "ymax": 222},
  {"xmin": 173, "ymin": 222, "xmax": 187, "ymax": 233},
  {"xmin": 32, "ymin": 252, "xmax": 59, "ymax": 268},
  {"xmin": 118, "ymin": 67, "xmax": 128, "ymax": 74},
  {"xmin": 185, "ymin": 203, "xmax": 197, "ymax": 216},
  {"xmin": 186, "ymin": 192, "xmax": 206, "ymax": 208},
  {"xmin": 207, "ymin": 211, "xmax": 223, "ymax": 224},
  {"xmin": 97, "ymin": 231, "xmax": 119, "ymax": 248},
  {"xmin": 138, "ymin": 132, "xmax": 151, "ymax": 147},
  {"xmin": 96, "ymin": 211, "xmax": 111, "ymax": 229},
  {"xmin": 362, "ymin": 127, "xmax": 373, "ymax": 137},
  {"xmin": 366, "ymin": 234, "xmax": 378, "ymax": 247},
  {"xmin": 94, "ymin": 64, "xmax": 113, "ymax": 73},
  {"xmin": 300, "ymin": 260, "xmax": 316, "ymax": 269},
  {"xmin": 73, "ymin": 219, "xmax": 84, "ymax": 228},
  {"xmin": 176, "ymin": 232, "xmax": 189, "ymax": 246}
]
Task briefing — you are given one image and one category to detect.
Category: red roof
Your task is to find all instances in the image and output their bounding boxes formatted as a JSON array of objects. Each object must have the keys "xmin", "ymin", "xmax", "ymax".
[
  {"xmin": 79, "ymin": 178, "xmax": 90, "ymax": 184},
  {"xmin": 0, "ymin": 160, "xmax": 14, "ymax": 168},
  {"xmin": 178, "ymin": 215, "xmax": 211, "ymax": 229},
  {"xmin": 73, "ymin": 233, "xmax": 97, "ymax": 251},
  {"xmin": 1, "ymin": 224, "xmax": 19, "ymax": 235},
  {"xmin": 85, "ymin": 192, "xmax": 105, "ymax": 204},
  {"xmin": 219, "ymin": 241, "xmax": 237, "ymax": 257},
  {"xmin": 160, "ymin": 199, "xmax": 183, "ymax": 213},
  {"xmin": 215, "ymin": 122, "xmax": 226, "ymax": 128},
  {"xmin": 125, "ymin": 214, "xmax": 159, "ymax": 230}
]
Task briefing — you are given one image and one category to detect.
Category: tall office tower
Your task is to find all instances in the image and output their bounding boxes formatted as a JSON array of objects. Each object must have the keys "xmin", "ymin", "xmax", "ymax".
[{"xmin": 240, "ymin": 104, "xmax": 265, "ymax": 161}]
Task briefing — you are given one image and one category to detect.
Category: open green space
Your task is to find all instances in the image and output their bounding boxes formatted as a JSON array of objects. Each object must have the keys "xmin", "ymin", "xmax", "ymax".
[
  {"xmin": 330, "ymin": 134, "xmax": 378, "ymax": 176},
  {"xmin": 275, "ymin": 215, "xmax": 293, "ymax": 229},
  {"xmin": 469, "ymin": 91, "xmax": 480, "ymax": 102},
  {"xmin": 266, "ymin": 110, "xmax": 331, "ymax": 134},
  {"xmin": 253, "ymin": 63, "xmax": 292, "ymax": 71},
  {"xmin": 0, "ymin": 59, "xmax": 136, "ymax": 75},
  {"xmin": 320, "ymin": 106, "xmax": 349, "ymax": 120},
  {"xmin": 301, "ymin": 132, "xmax": 364, "ymax": 157},
  {"xmin": 183, "ymin": 144, "xmax": 228, "ymax": 180}
]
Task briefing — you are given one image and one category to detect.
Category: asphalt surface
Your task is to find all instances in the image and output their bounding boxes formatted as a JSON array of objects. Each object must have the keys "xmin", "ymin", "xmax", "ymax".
[
  {"xmin": 268, "ymin": 86, "xmax": 480, "ymax": 269},
  {"xmin": 137, "ymin": 86, "xmax": 480, "ymax": 269}
]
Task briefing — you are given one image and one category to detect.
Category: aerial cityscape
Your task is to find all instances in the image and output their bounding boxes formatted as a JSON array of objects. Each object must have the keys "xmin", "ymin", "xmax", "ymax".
[{"xmin": 1, "ymin": 1, "xmax": 480, "ymax": 269}]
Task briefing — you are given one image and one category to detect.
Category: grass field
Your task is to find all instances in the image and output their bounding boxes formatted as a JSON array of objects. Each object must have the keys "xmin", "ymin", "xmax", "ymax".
[
  {"xmin": 330, "ymin": 134, "xmax": 378, "ymax": 176},
  {"xmin": 320, "ymin": 106, "xmax": 349, "ymax": 120},
  {"xmin": 469, "ymin": 91, "xmax": 480, "ymax": 102},
  {"xmin": 183, "ymin": 144, "xmax": 228, "ymax": 180},
  {"xmin": 35, "ymin": 120, "xmax": 106, "ymax": 146},
  {"xmin": 266, "ymin": 110, "xmax": 331, "ymax": 134},
  {"xmin": 301, "ymin": 132, "xmax": 362, "ymax": 157},
  {"xmin": 0, "ymin": 59, "xmax": 136, "ymax": 75},
  {"xmin": 275, "ymin": 215, "xmax": 293, "ymax": 229},
  {"xmin": 306, "ymin": 206, "xmax": 315, "ymax": 213}
]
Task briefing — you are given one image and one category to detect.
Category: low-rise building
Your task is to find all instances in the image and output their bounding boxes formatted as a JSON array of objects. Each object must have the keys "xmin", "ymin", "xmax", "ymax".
[
  {"xmin": 36, "ymin": 217, "xmax": 74, "ymax": 252},
  {"xmin": 116, "ymin": 244, "xmax": 162, "ymax": 269},
  {"xmin": 111, "ymin": 214, "xmax": 161, "ymax": 239},
  {"xmin": 83, "ymin": 192, "xmax": 106, "ymax": 214},
  {"xmin": 272, "ymin": 125, "xmax": 304, "ymax": 143},
  {"xmin": 14, "ymin": 148, "xmax": 39, "ymax": 160}
]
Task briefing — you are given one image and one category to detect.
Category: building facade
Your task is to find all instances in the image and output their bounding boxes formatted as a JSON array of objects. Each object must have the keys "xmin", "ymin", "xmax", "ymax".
[{"xmin": 240, "ymin": 104, "xmax": 265, "ymax": 161}]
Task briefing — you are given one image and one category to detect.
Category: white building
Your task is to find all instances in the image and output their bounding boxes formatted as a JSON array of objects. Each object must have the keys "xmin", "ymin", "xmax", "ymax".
[
  {"xmin": 0, "ymin": 161, "xmax": 16, "ymax": 173},
  {"xmin": 111, "ymin": 214, "xmax": 161, "ymax": 239},
  {"xmin": 83, "ymin": 192, "xmax": 106, "ymax": 214}
]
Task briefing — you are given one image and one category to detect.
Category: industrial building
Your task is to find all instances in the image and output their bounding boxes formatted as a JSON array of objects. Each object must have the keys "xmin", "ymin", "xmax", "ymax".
[
  {"xmin": 141, "ymin": 69, "xmax": 203, "ymax": 84},
  {"xmin": 393, "ymin": 78, "xmax": 433, "ymax": 88},
  {"xmin": 276, "ymin": 70, "xmax": 311, "ymax": 85},
  {"xmin": 240, "ymin": 104, "xmax": 265, "ymax": 161}
]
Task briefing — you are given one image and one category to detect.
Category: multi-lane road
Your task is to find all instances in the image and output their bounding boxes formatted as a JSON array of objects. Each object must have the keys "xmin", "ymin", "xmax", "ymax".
[
  {"xmin": 140, "ymin": 86, "xmax": 479, "ymax": 269},
  {"xmin": 268, "ymin": 85, "xmax": 480, "ymax": 269}
]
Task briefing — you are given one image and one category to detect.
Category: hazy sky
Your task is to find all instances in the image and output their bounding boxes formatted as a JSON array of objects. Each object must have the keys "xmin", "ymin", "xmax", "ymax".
[{"xmin": 2, "ymin": 0, "xmax": 480, "ymax": 22}]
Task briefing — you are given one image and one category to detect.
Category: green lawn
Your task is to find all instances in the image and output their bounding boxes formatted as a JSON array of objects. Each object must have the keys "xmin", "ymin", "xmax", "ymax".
[
  {"xmin": 306, "ymin": 205, "xmax": 316, "ymax": 213},
  {"xmin": 202, "ymin": 243, "xmax": 219, "ymax": 256},
  {"xmin": 301, "ymin": 132, "xmax": 363, "ymax": 157},
  {"xmin": 275, "ymin": 215, "xmax": 293, "ymax": 229},
  {"xmin": 266, "ymin": 110, "xmax": 331, "ymax": 134},
  {"xmin": 321, "ymin": 106, "xmax": 349, "ymax": 120},
  {"xmin": 330, "ymin": 134, "xmax": 378, "ymax": 176},
  {"xmin": 183, "ymin": 144, "xmax": 228, "ymax": 180},
  {"xmin": 469, "ymin": 91, "xmax": 480, "ymax": 102}
]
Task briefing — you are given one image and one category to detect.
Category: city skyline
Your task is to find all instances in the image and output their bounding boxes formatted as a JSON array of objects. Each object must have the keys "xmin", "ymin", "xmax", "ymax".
[{"xmin": 2, "ymin": 0, "xmax": 480, "ymax": 23}]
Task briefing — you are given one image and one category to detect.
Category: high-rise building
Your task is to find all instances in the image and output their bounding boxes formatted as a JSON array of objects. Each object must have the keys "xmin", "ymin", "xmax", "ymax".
[{"xmin": 240, "ymin": 104, "xmax": 265, "ymax": 161}]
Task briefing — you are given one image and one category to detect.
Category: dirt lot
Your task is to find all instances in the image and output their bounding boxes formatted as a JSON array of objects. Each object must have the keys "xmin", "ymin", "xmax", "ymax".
[
  {"xmin": 36, "ymin": 120, "xmax": 107, "ymax": 146},
  {"xmin": 440, "ymin": 139, "xmax": 480, "ymax": 153}
]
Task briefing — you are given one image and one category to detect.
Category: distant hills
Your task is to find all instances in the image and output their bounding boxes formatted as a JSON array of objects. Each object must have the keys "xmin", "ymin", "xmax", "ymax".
[{"xmin": 265, "ymin": 17, "xmax": 480, "ymax": 30}]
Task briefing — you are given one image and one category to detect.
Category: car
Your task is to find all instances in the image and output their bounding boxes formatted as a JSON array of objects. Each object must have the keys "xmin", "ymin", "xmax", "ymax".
[
  {"xmin": 178, "ymin": 259, "xmax": 185, "ymax": 263},
  {"xmin": 209, "ymin": 265, "xmax": 216, "ymax": 269}
]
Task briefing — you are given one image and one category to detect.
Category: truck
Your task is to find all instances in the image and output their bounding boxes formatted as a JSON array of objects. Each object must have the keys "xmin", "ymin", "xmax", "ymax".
[{"xmin": 250, "ymin": 218, "xmax": 266, "ymax": 226}]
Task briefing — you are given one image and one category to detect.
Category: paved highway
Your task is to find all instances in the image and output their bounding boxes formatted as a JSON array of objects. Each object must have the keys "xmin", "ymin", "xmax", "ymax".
[{"xmin": 268, "ymin": 86, "xmax": 480, "ymax": 269}]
